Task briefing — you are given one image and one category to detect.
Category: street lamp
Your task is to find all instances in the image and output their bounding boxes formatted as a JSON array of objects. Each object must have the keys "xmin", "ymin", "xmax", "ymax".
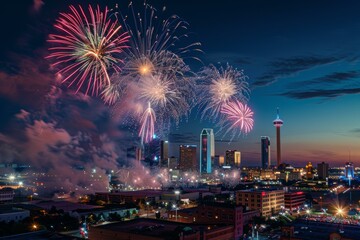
[
  {"xmin": 337, "ymin": 207, "xmax": 344, "ymax": 218},
  {"xmin": 146, "ymin": 202, "xmax": 150, "ymax": 218},
  {"xmin": 172, "ymin": 204, "xmax": 178, "ymax": 221},
  {"xmin": 174, "ymin": 190, "xmax": 180, "ymax": 202}
]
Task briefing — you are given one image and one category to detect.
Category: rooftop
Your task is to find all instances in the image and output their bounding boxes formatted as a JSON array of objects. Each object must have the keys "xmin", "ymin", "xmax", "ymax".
[{"xmin": 92, "ymin": 218, "xmax": 231, "ymax": 238}]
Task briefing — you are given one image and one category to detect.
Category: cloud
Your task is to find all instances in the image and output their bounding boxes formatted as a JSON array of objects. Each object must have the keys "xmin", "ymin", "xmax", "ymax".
[
  {"xmin": 350, "ymin": 128, "xmax": 360, "ymax": 133},
  {"xmin": 253, "ymin": 55, "xmax": 343, "ymax": 87},
  {"xmin": 279, "ymin": 87, "xmax": 360, "ymax": 99},
  {"xmin": 288, "ymin": 70, "xmax": 360, "ymax": 89},
  {"xmin": 0, "ymin": 55, "xmax": 53, "ymax": 109}
]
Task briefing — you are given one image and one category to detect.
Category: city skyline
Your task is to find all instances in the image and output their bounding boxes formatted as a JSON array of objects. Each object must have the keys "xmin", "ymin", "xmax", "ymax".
[{"xmin": 0, "ymin": 0, "xmax": 360, "ymax": 168}]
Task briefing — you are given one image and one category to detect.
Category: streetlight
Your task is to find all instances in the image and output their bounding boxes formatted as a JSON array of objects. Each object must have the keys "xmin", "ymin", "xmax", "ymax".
[
  {"xmin": 172, "ymin": 204, "xmax": 178, "ymax": 221},
  {"xmin": 174, "ymin": 190, "xmax": 180, "ymax": 203},
  {"xmin": 146, "ymin": 202, "xmax": 150, "ymax": 218},
  {"xmin": 337, "ymin": 207, "xmax": 344, "ymax": 218}
]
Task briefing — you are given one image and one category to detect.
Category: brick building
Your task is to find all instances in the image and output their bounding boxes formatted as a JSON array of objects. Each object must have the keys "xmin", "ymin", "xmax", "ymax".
[
  {"xmin": 284, "ymin": 191, "xmax": 305, "ymax": 211},
  {"xmin": 236, "ymin": 189, "xmax": 284, "ymax": 217}
]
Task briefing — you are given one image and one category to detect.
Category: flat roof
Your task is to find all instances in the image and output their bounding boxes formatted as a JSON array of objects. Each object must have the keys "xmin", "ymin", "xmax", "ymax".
[
  {"xmin": 96, "ymin": 189, "xmax": 163, "ymax": 197},
  {"xmin": 92, "ymin": 218, "xmax": 231, "ymax": 238},
  {"xmin": 237, "ymin": 189, "xmax": 284, "ymax": 193}
]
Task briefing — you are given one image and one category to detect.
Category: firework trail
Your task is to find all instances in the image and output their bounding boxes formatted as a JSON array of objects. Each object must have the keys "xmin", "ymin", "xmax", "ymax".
[
  {"xmin": 139, "ymin": 102, "xmax": 156, "ymax": 144},
  {"xmin": 220, "ymin": 100, "xmax": 254, "ymax": 138},
  {"xmin": 196, "ymin": 64, "xmax": 250, "ymax": 121},
  {"xmin": 47, "ymin": 5, "xmax": 129, "ymax": 95}
]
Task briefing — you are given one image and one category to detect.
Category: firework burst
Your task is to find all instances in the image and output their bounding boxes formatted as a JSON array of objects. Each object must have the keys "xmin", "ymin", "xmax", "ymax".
[
  {"xmin": 196, "ymin": 64, "xmax": 250, "ymax": 120},
  {"xmin": 47, "ymin": 5, "xmax": 129, "ymax": 95},
  {"xmin": 109, "ymin": 2, "xmax": 200, "ymax": 139},
  {"xmin": 115, "ymin": 1, "xmax": 201, "ymax": 78},
  {"xmin": 138, "ymin": 74, "xmax": 178, "ymax": 107},
  {"xmin": 220, "ymin": 100, "xmax": 254, "ymax": 137}
]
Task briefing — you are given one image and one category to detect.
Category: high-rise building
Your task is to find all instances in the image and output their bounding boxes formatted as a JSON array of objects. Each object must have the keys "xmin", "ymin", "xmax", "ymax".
[
  {"xmin": 179, "ymin": 145, "xmax": 197, "ymax": 171},
  {"xmin": 317, "ymin": 162, "xmax": 329, "ymax": 180},
  {"xmin": 160, "ymin": 140, "xmax": 169, "ymax": 167},
  {"xmin": 273, "ymin": 108, "xmax": 283, "ymax": 166},
  {"xmin": 214, "ymin": 155, "xmax": 225, "ymax": 167},
  {"xmin": 168, "ymin": 156, "xmax": 178, "ymax": 169},
  {"xmin": 305, "ymin": 162, "xmax": 313, "ymax": 179},
  {"xmin": 200, "ymin": 128, "xmax": 215, "ymax": 174},
  {"xmin": 144, "ymin": 135, "xmax": 160, "ymax": 166},
  {"xmin": 236, "ymin": 189, "xmax": 284, "ymax": 217},
  {"xmin": 345, "ymin": 162, "xmax": 354, "ymax": 179},
  {"xmin": 136, "ymin": 147, "xmax": 142, "ymax": 161},
  {"xmin": 225, "ymin": 150, "xmax": 241, "ymax": 168},
  {"xmin": 261, "ymin": 136, "xmax": 271, "ymax": 169}
]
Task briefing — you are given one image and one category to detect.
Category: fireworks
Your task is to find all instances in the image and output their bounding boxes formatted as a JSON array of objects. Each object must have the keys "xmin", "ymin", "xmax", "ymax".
[
  {"xmin": 138, "ymin": 74, "xmax": 178, "ymax": 107},
  {"xmin": 196, "ymin": 64, "xmax": 250, "ymax": 120},
  {"xmin": 109, "ymin": 2, "xmax": 200, "ymax": 138},
  {"xmin": 139, "ymin": 102, "xmax": 156, "ymax": 144},
  {"xmin": 220, "ymin": 100, "xmax": 254, "ymax": 136},
  {"xmin": 47, "ymin": 5, "xmax": 129, "ymax": 95},
  {"xmin": 116, "ymin": 2, "xmax": 201, "ymax": 78}
]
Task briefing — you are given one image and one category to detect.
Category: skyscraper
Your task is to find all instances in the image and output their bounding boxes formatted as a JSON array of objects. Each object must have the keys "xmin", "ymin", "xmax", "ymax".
[
  {"xmin": 144, "ymin": 135, "xmax": 160, "ymax": 166},
  {"xmin": 345, "ymin": 162, "xmax": 354, "ymax": 179},
  {"xmin": 317, "ymin": 162, "xmax": 329, "ymax": 180},
  {"xmin": 200, "ymin": 128, "xmax": 215, "ymax": 174},
  {"xmin": 225, "ymin": 150, "xmax": 241, "ymax": 168},
  {"xmin": 168, "ymin": 156, "xmax": 178, "ymax": 169},
  {"xmin": 179, "ymin": 145, "xmax": 197, "ymax": 171},
  {"xmin": 261, "ymin": 136, "xmax": 271, "ymax": 169},
  {"xmin": 160, "ymin": 140, "xmax": 169, "ymax": 167},
  {"xmin": 273, "ymin": 108, "xmax": 283, "ymax": 166}
]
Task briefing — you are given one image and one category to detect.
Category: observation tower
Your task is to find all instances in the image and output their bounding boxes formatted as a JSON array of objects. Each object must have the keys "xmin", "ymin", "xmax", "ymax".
[{"xmin": 273, "ymin": 108, "xmax": 283, "ymax": 166}]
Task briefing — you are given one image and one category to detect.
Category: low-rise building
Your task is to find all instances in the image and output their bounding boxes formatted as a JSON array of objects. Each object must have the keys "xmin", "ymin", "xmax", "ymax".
[
  {"xmin": 0, "ymin": 208, "xmax": 30, "ymax": 222},
  {"xmin": 284, "ymin": 191, "xmax": 305, "ymax": 211},
  {"xmin": 236, "ymin": 189, "xmax": 284, "ymax": 217},
  {"xmin": 167, "ymin": 202, "xmax": 259, "ymax": 239},
  {"xmin": 89, "ymin": 218, "xmax": 234, "ymax": 240},
  {"xmin": 0, "ymin": 188, "xmax": 15, "ymax": 202}
]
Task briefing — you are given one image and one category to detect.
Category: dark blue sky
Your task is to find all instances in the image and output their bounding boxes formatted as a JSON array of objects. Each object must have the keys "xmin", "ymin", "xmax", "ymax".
[{"xmin": 1, "ymin": 0, "xmax": 360, "ymax": 167}]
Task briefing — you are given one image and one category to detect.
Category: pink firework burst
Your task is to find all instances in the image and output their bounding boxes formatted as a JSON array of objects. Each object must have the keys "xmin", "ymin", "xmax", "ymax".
[
  {"xmin": 221, "ymin": 100, "xmax": 254, "ymax": 135},
  {"xmin": 47, "ymin": 5, "xmax": 129, "ymax": 95}
]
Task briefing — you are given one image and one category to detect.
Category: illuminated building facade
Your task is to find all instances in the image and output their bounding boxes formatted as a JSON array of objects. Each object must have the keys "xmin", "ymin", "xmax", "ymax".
[
  {"xmin": 200, "ymin": 128, "xmax": 215, "ymax": 174},
  {"xmin": 236, "ymin": 189, "xmax": 284, "ymax": 217},
  {"xmin": 345, "ymin": 162, "xmax": 354, "ymax": 179},
  {"xmin": 305, "ymin": 162, "xmax": 314, "ymax": 179},
  {"xmin": 225, "ymin": 150, "xmax": 241, "ymax": 168},
  {"xmin": 179, "ymin": 145, "xmax": 197, "ymax": 171},
  {"xmin": 284, "ymin": 191, "xmax": 305, "ymax": 211}
]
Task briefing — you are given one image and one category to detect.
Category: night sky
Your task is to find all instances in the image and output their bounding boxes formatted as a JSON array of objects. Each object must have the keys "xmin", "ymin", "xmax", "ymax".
[{"xmin": 1, "ymin": 0, "xmax": 360, "ymax": 168}]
